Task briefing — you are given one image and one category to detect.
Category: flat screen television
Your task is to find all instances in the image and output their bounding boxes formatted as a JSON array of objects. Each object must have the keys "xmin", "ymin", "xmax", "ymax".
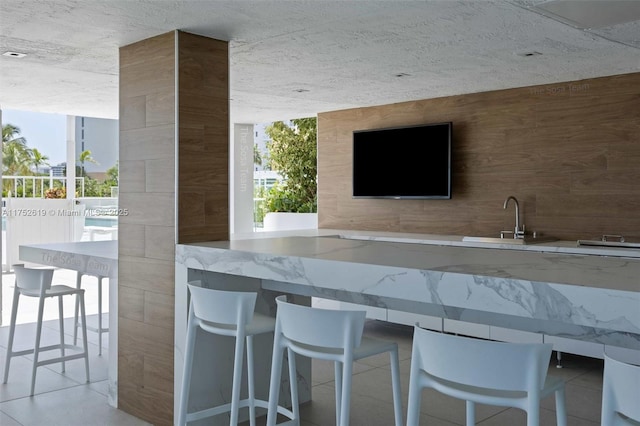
[{"xmin": 352, "ymin": 122, "xmax": 452, "ymax": 199}]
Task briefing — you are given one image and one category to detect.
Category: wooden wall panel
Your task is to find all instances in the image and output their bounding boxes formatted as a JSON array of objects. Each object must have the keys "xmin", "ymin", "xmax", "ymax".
[
  {"xmin": 119, "ymin": 30, "xmax": 228, "ymax": 425},
  {"xmin": 177, "ymin": 32, "xmax": 229, "ymax": 244},
  {"xmin": 318, "ymin": 73, "xmax": 640, "ymax": 241}
]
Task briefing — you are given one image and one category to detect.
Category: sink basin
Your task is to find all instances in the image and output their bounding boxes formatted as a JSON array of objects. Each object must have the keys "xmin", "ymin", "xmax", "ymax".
[{"xmin": 462, "ymin": 235, "xmax": 557, "ymax": 245}]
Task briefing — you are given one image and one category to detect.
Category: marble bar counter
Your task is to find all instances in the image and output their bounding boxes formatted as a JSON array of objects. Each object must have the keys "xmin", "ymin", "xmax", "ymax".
[
  {"xmin": 176, "ymin": 233, "xmax": 640, "ymax": 348},
  {"xmin": 19, "ymin": 240, "xmax": 119, "ymax": 408}
]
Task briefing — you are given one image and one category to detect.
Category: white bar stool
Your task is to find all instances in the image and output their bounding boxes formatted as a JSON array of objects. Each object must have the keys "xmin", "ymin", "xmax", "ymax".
[
  {"xmin": 2, "ymin": 264, "xmax": 90, "ymax": 396},
  {"xmin": 73, "ymin": 272, "xmax": 108, "ymax": 355},
  {"xmin": 406, "ymin": 326, "xmax": 567, "ymax": 426},
  {"xmin": 267, "ymin": 295, "xmax": 403, "ymax": 426},
  {"xmin": 178, "ymin": 282, "xmax": 289, "ymax": 425},
  {"xmin": 601, "ymin": 353, "xmax": 640, "ymax": 425}
]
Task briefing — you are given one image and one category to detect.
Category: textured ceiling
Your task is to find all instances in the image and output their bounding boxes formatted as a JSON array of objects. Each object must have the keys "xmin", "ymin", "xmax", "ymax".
[{"xmin": 1, "ymin": 0, "xmax": 639, "ymax": 123}]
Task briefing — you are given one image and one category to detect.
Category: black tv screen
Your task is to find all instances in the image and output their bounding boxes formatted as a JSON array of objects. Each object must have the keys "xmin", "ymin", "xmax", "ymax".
[{"xmin": 352, "ymin": 122, "xmax": 452, "ymax": 199}]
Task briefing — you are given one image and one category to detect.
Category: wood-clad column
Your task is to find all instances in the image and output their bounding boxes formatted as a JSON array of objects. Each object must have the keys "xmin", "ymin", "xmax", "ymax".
[{"xmin": 119, "ymin": 31, "xmax": 228, "ymax": 425}]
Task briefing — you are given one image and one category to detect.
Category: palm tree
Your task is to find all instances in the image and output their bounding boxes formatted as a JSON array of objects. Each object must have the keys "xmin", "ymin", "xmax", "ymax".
[
  {"xmin": 78, "ymin": 149, "xmax": 98, "ymax": 177},
  {"xmin": 2, "ymin": 123, "xmax": 33, "ymax": 175},
  {"xmin": 31, "ymin": 148, "xmax": 50, "ymax": 174},
  {"xmin": 254, "ymin": 144, "xmax": 263, "ymax": 166},
  {"xmin": 2, "ymin": 123, "xmax": 35, "ymax": 196},
  {"xmin": 2, "ymin": 123, "xmax": 26, "ymax": 145}
]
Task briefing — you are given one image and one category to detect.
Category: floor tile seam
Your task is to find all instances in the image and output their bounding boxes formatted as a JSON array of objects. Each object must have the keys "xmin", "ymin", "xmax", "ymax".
[
  {"xmin": 40, "ymin": 364, "xmax": 93, "ymax": 383},
  {"xmin": 0, "ymin": 381, "xmax": 91, "ymax": 405},
  {"xmin": 562, "ymin": 379, "xmax": 603, "ymax": 392},
  {"xmin": 352, "ymin": 364, "xmax": 389, "ymax": 379},
  {"xmin": 563, "ymin": 370, "xmax": 604, "ymax": 389},
  {"xmin": 474, "ymin": 405, "xmax": 579, "ymax": 424},
  {"xmin": 416, "ymin": 404, "xmax": 480, "ymax": 426},
  {"xmin": 562, "ymin": 379, "xmax": 604, "ymax": 395},
  {"xmin": 0, "ymin": 407, "xmax": 24, "ymax": 425},
  {"xmin": 311, "ymin": 378, "xmax": 335, "ymax": 387},
  {"xmin": 0, "ymin": 391, "xmax": 34, "ymax": 405},
  {"xmin": 558, "ymin": 407, "xmax": 604, "ymax": 424},
  {"xmin": 311, "ymin": 366, "xmax": 385, "ymax": 388}
]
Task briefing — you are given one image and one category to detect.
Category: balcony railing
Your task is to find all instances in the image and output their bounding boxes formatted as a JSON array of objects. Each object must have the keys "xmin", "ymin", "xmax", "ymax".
[{"xmin": 2, "ymin": 176, "xmax": 85, "ymax": 198}]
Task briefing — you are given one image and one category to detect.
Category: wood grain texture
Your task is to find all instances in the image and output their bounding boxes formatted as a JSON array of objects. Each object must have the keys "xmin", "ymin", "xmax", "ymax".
[
  {"xmin": 117, "ymin": 223, "xmax": 145, "ymax": 257},
  {"xmin": 119, "ymin": 31, "xmax": 229, "ymax": 424},
  {"xmin": 119, "ymin": 31, "xmax": 177, "ymax": 425},
  {"xmin": 176, "ymin": 31, "xmax": 229, "ymax": 244},
  {"xmin": 318, "ymin": 72, "xmax": 640, "ymax": 241}
]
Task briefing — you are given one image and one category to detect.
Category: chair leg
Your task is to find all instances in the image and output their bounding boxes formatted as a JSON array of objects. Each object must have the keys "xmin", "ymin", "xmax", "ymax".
[
  {"xmin": 389, "ymin": 348, "xmax": 403, "ymax": 426},
  {"xmin": 73, "ymin": 272, "xmax": 82, "ymax": 346},
  {"xmin": 2, "ymin": 291, "xmax": 21, "ymax": 384},
  {"xmin": 97, "ymin": 277, "xmax": 103, "ymax": 356},
  {"xmin": 338, "ymin": 359, "xmax": 353, "ymax": 426},
  {"xmin": 230, "ymin": 331, "xmax": 246, "ymax": 426},
  {"xmin": 178, "ymin": 319, "xmax": 197, "ymax": 426},
  {"xmin": 287, "ymin": 348, "xmax": 300, "ymax": 424},
  {"xmin": 334, "ymin": 361, "xmax": 342, "ymax": 426},
  {"xmin": 465, "ymin": 400, "xmax": 475, "ymax": 426},
  {"xmin": 526, "ymin": 401, "xmax": 539, "ymax": 426},
  {"xmin": 601, "ymin": 382, "xmax": 614, "ymax": 426},
  {"xmin": 246, "ymin": 335, "xmax": 256, "ymax": 426},
  {"xmin": 78, "ymin": 291, "xmax": 90, "ymax": 384},
  {"xmin": 266, "ymin": 344, "xmax": 285, "ymax": 426},
  {"xmin": 406, "ymin": 372, "xmax": 422, "ymax": 426},
  {"xmin": 58, "ymin": 295, "xmax": 66, "ymax": 373},
  {"xmin": 30, "ymin": 295, "xmax": 47, "ymax": 396},
  {"xmin": 555, "ymin": 388, "xmax": 567, "ymax": 426}
]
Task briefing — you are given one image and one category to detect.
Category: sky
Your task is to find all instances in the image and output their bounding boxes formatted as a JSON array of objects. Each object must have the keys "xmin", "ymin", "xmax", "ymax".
[{"xmin": 2, "ymin": 109, "xmax": 67, "ymax": 166}]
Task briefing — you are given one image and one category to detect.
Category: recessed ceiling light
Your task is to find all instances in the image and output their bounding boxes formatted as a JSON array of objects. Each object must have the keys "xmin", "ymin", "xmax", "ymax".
[
  {"xmin": 516, "ymin": 51, "xmax": 542, "ymax": 57},
  {"xmin": 2, "ymin": 51, "xmax": 27, "ymax": 58}
]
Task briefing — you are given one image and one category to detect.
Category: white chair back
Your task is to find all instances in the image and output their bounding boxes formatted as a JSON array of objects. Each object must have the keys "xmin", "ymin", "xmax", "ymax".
[
  {"xmin": 187, "ymin": 282, "xmax": 257, "ymax": 326},
  {"xmin": 275, "ymin": 295, "xmax": 366, "ymax": 350},
  {"xmin": 13, "ymin": 265, "xmax": 54, "ymax": 293},
  {"xmin": 602, "ymin": 353, "xmax": 640, "ymax": 425},
  {"xmin": 412, "ymin": 326, "xmax": 552, "ymax": 392}
]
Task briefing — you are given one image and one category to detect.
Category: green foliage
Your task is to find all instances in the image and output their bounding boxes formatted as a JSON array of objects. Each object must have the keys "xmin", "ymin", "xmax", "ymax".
[
  {"xmin": 253, "ymin": 185, "xmax": 267, "ymax": 225},
  {"xmin": 263, "ymin": 118, "xmax": 317, "ymax": 213},
  {"xmin": 31, "ymin": 148, "xmax": 50, "ymax": 174},
  {"xmin": 254, "ymin": 144, "xmax": 263, "ymax": 166},
  {"xmin": 3, "ymin": 124, "xmax": 32, "ymax": 176},
  {"xmin": 83, "ymin": 162, "xmax": 118, "ymax": 197},
  {"xmin": 3, "ymin": 123, "xmax": 34, "ymax": 195},
  {"xmin": 104, "ymin": 162, "xmax": 118, "ymax": 187},
  {"xmin": 78, "ymin": 149, "xmax": 98, "ymax": 177}
]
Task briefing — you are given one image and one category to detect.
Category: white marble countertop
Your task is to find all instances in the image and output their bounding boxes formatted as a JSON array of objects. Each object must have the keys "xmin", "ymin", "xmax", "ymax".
[
  {"xmin": 232, "ymin": 228, "xmax": 640, "ymax": 259},
  {"xmin": 204, "ymin": 230, "xmax": 640, "ymax": 292},
  {"xmin": 177, "ymin": 229, "xmax": 640, "ymax": 349}
]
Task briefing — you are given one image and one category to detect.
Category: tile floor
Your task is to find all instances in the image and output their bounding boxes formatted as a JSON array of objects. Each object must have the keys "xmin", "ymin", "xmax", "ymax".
[{"xmin": 1, "ymin": 270, "xmax": 605, "ymax": 425}]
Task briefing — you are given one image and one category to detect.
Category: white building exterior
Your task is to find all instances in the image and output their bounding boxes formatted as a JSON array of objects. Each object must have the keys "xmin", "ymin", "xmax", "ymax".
[{"xmin": 75, "ymin": 117, "xmax": 118, "ymax": 178}]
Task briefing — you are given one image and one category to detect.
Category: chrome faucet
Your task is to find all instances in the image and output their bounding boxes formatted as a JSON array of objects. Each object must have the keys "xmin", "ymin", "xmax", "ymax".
[{"xmin": 503, "ymin": 196, "xmax": 525, "ymax": 238}]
